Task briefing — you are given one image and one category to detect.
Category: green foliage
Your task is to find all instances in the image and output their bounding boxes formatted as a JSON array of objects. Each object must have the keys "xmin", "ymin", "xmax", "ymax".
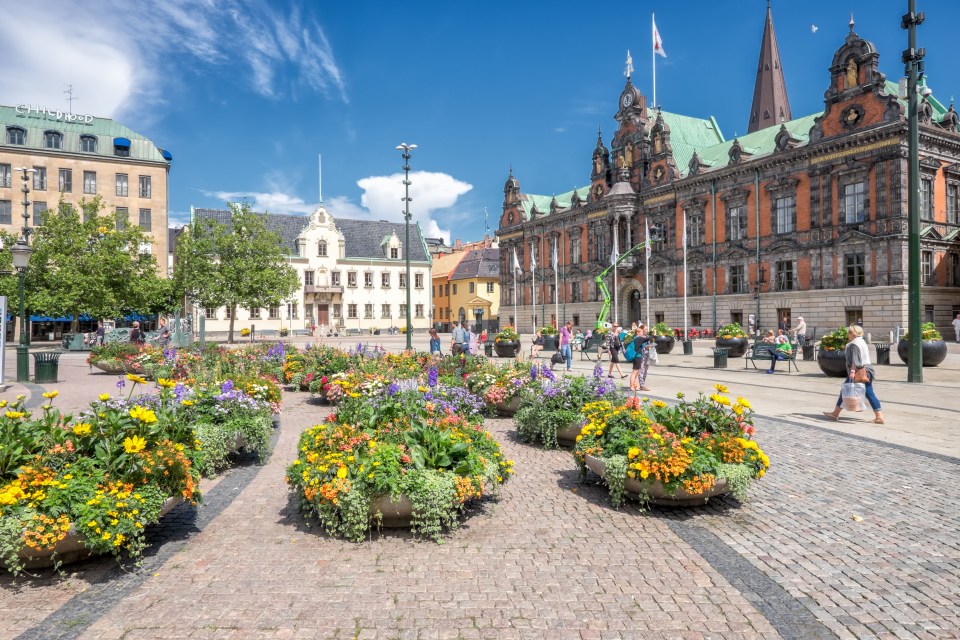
[
  {"xmin": 25, "ymin": 197, "xmax": 168, "ymax": 330},
  {"xmin": 539, "ymin": 325, "xmax": 558, "ymax": 336},
  {"xmin": 495, "ymin": 327, "xmax": 520, "ymax": 342},
  {"xmin": 173, "ymin": 202, "xmax": 299, "ymax": 343},
  {"xmin": 717, "ymin": 323, "xmax": 748, "ymax": 339},
  {"xmin": 902, "ymin": 321, "xmax": 942, "ymax": 341},
  {"xmin": 819, "ymin": 327, "xmax": 849, "ymax": 351},
  {"xmin": 650, "ymin": 322, "xmax": 672, "ymax": 337},
  {"xmin": 603, "ymin": 455, "xmax": 629, "ymax": 508},
  {"xmin": 514, "ymin": 375, "xmax": 603, "ymax": 449}
]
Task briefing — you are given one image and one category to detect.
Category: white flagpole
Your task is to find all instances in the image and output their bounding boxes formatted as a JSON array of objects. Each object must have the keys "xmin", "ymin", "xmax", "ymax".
[
  {"xmin": 645, "ymin": 219, "xmax": 651, "ymax": 329},
  {"xmin": 683, "ymin": 212, "xmax": 688, "ymax": 340},
  {"xmin": 512, "ymin": 247, "xmax": 519, "ymax": 329},
  {"xmin": 553, "ymin": 237, "xmax": 559, "ymax": 328},
  {"xmin": 531, "ymin": 246, "xmax": 537, "ymax": 336},
  {"xmin": 612, "ymin": 232, "xmax": 619, "ymax": 326},
  {"xmin": 652, "ymin": 14, "xmax": 657, "ymax": 108}
]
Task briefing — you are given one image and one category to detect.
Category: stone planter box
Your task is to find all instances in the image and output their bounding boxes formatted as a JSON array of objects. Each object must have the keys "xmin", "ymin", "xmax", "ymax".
[
  {"xmin": 585, "ymin": 455, "xmax": 729, "ymax": 507},
  {"xmin": 817, "ymin": 348, "xmax": 849, "ymax": 377},
  {"xmin": 90, "ymin": 361, "xmax": 128, "ymax": 374},
  {"xmin": 17, "ymin": 497, "xmax": 184, "ymax": 569},
  {"xmin": 493, "ymin": 340, "xmax": 521, "ymax": 358},
  {"xmin": 555, "ymin": 422, "xmax": 582, "ymax": 447},
  {"xmin": 495, "ymin": 396, "xmax": 521, "ymax": 417},
  {"xmin": 896, "ymin": 339, "xmax": 947, "ymax": 367},
  {"xmin": 715, "ymin": 337, "xmax": 749, "ymax": 359},
  {"xmin": 653, "ymin": 336, "xmax": 676, "ymax": 355}
]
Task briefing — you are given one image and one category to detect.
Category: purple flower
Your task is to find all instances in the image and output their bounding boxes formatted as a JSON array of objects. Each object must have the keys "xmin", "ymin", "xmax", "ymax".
[
  {"xmin": 221, "ymin": 380, "xmax": 235, "ymax": 394},
  {"xmin": 593, "ymin": 364, "xmax": 603, "ymax": 379},
  {"xmin": 539, "ymin": 364, "xmax": 555, "ymax": 381},
  {"xmin": 387, "ymin": 382, "xmax": 400, "ymax": 396},
  {"xmin": 116, "ymin": 377, "xmax": 125, "ymax": 389},
  {"xmin": 428, "ymin": 366, "xmax": 439, "ymax": 388},
  {"xmin": 530, "ymin": 365, "xmax": 538, "ymax": 381}
]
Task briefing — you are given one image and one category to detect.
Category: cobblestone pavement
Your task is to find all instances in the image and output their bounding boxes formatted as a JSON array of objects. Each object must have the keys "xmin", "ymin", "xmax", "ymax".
[{"xmin": 2, "ymin": 348, "xmax": 960, "ymax": 639}]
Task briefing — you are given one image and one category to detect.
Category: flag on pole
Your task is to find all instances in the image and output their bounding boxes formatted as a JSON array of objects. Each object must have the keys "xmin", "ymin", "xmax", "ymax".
[
  {"xmin": 645, "ymin": 219, "xmax": 652, "ymax": 258},
  {"xmin": 653, "ymin": 15, "xmax": 667, "ymax": 58},
  {"xmin": 682, "ymin": 213, "xmax": 687, "ymax": 249},
  {"xmin": 530, "ymin": 243, "xmax": 536, "ymax": 271},
  {"xmin": 552, "ymin": 237, "xmax": 558, "ymax": 270},
  {"xmin": 512, "ymin": 246, "xmax": 523, "ymax": 275},
  {"xmin": 609, "ymin": 234, "xmax": 618, "ymax": 266}
]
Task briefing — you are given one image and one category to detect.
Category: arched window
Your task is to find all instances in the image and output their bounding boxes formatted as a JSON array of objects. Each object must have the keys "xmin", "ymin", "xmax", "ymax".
[
  {"xmin": 43, "ymin": 130, "xmax": 63, "ymax": 149},
  {"xmin": 317, "ymin": 240, "xmax": 327, "ymax": 257},
  {"xmin": 79, "ymin": 135, "xmax": 98, "ymax": 153},
  {"xmin": 5, "ymin": 127, "xmax": 25, "ymax": 145}
]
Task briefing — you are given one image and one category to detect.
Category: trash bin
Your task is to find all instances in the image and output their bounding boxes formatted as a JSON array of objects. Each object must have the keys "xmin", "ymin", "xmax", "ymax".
[
  {"xmin": 33, "ymin": 352, "xmax": 61, "ymax": 383},
  {"xmin": 683, "ymin": 340, "xmax": 694, "ymax": 355},
  {"xmin": 874, "ymin": 342, "xmax": 890, "ymax": 365},
  {"xmin": 712, "ymin": 347, "xmax": 729, "ymax": 368},
  {"xmin": 802, "ymin": 344, "xmax": 815, "ymax": 361},
  {"xmin": 484, "ymin": 341, "xmax": 493, "ymax": 357}
]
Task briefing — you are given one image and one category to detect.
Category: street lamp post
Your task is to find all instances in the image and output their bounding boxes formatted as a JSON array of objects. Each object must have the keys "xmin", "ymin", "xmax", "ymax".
[
  {"xmin": 13, "ymin": 167, "xmax": 35, "ymax": 382},
  {"xmin": 902, "ymin": 2, "xmax": 925, "ymax": 383},
  {"xmin": 753, "ymin": 265, "xmax": 766, "ymax": 337},
  {"xmin": 396, "ymin": 143, "xmax": 417, "ymax": 351}
]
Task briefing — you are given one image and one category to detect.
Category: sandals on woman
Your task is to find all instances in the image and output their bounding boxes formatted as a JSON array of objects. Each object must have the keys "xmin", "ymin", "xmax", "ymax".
[{"xmin": 822, "ymin": 412, "xmax": 840, "ymax": 421}]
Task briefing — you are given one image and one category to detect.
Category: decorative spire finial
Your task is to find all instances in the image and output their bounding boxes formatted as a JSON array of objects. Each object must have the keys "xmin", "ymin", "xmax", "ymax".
[
  {"xmin": 849, "ymin": 13, "xmax": 854, "ymax": 32},
  {"xmin": 624, "ymin": 50, "xmax": 634, "ymax": 79}
]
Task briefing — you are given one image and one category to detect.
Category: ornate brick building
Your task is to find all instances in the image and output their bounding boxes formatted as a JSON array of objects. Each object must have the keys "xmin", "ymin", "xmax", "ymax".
[{"xmin": 496, "ymin": 7, "xmax": 960, "ymax": 340}]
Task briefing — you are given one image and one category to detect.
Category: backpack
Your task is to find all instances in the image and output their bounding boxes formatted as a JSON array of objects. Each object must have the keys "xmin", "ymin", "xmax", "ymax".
[{"xmin": 623, "ymin": 337, "xmax": 637, "ymax": 362}]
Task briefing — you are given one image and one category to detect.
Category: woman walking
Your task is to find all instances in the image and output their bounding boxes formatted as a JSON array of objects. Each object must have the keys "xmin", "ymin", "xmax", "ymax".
[
  {"xmin": 628, "ymin": 324, "xmax": 653, "ymax": 392},
  {"xmin": 823, "ymin": 325, "xmax": 885, "ymax": 424},
  {"xmin": 606, "ymin": 323, "xmax": 626, "ymax": 379}
]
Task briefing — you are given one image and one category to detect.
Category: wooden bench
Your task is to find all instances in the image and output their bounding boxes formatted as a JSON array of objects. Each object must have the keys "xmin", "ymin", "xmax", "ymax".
[{"xmin": 744, "ymin": 343, "xmax": 799, "ymax": 373}]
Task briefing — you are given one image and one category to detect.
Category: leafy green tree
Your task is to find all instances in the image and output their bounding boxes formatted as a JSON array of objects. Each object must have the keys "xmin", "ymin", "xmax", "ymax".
[
  {"xmin": 173, "ymin": 202, "xmax": 299, "ymax": 343},
  {"xmin": 5, "ymin": 197, "xmax": 168, "ymax": 332}
]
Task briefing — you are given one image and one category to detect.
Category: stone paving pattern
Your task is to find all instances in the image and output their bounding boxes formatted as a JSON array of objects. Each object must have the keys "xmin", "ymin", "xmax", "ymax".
[{"xmin": 1, "ymin": 339, "xmax": 959, "ymax": 638}]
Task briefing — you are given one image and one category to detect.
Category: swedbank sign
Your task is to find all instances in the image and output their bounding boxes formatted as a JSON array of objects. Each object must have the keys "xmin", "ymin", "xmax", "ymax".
[{"xmin": 14, "ymin": 104, "xmax": 95, "ymax": 124}]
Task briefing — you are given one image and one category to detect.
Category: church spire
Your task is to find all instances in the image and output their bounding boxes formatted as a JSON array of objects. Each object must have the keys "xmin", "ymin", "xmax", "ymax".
[{"xmin": 748, "ymin": 1, "xmax": 791, "ymax": 133}]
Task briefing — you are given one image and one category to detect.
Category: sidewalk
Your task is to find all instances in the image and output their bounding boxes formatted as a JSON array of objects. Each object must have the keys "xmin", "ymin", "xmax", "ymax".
[{"xmin": 4, "ymin": 334, "xmax": 959, "ymax": 458}]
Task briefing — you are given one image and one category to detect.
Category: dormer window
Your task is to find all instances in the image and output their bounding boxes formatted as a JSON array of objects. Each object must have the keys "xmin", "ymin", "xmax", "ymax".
[
  {"xmin": 317, "ymin": 240, "xmax": 327, "ymax": 257},
  {"xmin": 6, "ymin": 127, "xmax": 25, "ymax": 145},
  {"xmin": 80, "ymin": 135, "xmax": 98, "ymax": 153},
  {"xmin": 390, "ymin": 247, "xmax": 399, "ymax": 259},
  {"xmin": 43, "ymin": 131, "xmax": 63, "ymax": 149}
]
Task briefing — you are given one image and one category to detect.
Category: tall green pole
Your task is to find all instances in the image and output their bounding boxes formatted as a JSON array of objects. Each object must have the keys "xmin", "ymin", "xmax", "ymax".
[
  {"xmin": 397, "ymin": 144, "xmax": 416, "ymax": 351},
  {"xmin": 903, "ymin": 2, "xmax": 924, "ymax": 382}
]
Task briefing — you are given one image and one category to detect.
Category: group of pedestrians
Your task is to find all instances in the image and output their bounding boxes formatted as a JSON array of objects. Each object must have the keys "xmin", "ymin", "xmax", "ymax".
[{"xmin": 604, "ymin": 322, "xmax": 654, "ymax": 393}]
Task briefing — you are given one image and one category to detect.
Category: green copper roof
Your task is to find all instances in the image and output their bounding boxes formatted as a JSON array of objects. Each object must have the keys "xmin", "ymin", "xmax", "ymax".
[
  {"xmin": 659, "ymin": 110, "xmax": 726, "ymax": 176},
  {"xmin": 694, "ymin": 112, "xmax": 821, "ymax": 174},
  {"xmin": 0, "ymin": 104, "xmax": 168, "ymax": 163},
  {"xmin": 519, "ymin": 186, "xmax": 590, "ymax": 220},
  {"xmin": 882, "ymin": 78, "xmax": 949, "ymax": 123}
]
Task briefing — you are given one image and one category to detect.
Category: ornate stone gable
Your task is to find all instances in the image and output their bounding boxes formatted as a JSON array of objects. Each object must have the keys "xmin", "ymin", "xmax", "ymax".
[
  {"xmin": 809, "ymin": 25, "xmax": 901, "ymax": 142},
  {"xmin": 500, "ymin": 170, "xmax": 524, "ymax": 228}
]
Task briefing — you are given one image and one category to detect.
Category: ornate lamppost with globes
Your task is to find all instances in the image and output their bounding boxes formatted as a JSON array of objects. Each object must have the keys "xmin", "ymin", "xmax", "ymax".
[
  {"xmin": 12, "ymin": 167, "xmax": 36, "ymax": 381},
  {"xmin": 396, "ymin": 143, "xmax": 416, "ymax": 350}
]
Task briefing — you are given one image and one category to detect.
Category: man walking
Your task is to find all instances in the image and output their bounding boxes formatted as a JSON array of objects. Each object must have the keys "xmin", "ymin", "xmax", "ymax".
[
  {"xmin": 792, "ymin": 315, "xmax": 807, "ymax": 346},
  {"xmin": 952, "ymin": 313, "xmax": 960, "ymax": 343},
  {"xmin": 559, "ymin": 320, "xmax": 573, "ymax": 371}
]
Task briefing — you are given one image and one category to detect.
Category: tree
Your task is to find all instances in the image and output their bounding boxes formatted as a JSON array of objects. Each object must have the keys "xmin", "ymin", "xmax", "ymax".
[
  {"xmin": 173, "ymin": 203, "xmax": 299, "ymax": 343},
  {"xmin": 17, "ymin": 197, "xmax": 168, "ymax": 332}
]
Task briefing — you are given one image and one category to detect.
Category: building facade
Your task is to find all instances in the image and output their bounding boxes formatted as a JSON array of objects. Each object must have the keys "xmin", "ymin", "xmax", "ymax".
[
  {"xmin": 190, "ymin": 206, "xmax": 432, "ymax": 334},
  {"xmin": 497, "ymin": 8, "xmax": 960, "ymax": 340},
  {"xmin": 0, "ymin": 104, "xmax": 171, "ymax": 268},
  {"xmin": 447, "ymin": 246, "xmax": 500, "ymax": 333}
]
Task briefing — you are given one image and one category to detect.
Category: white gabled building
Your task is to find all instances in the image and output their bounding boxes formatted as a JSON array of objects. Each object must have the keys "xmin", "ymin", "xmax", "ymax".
[{"xmin": 187, "ymin": 205, "xmax": 432, "ymax": 334}]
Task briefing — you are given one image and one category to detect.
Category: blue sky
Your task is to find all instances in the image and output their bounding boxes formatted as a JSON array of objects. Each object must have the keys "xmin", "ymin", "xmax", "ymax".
[{"xmin": 2, "ymin": 1, "xmax": 959, "ymax": 243}]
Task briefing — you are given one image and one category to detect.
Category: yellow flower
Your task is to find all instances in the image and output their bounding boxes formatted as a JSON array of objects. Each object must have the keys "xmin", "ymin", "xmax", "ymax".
[
  {"xmin": 627, "ymin": 447, "xmax": 640, "ymax": 460},
  {"xmin": 129, "ymin": 406, "xmax": 158, "ymax": 424},
  {"xmin": 4, "ymin": 411, "xmax": 25, "ymax": 419},
  {"xmin": 0, "ymin": 400, "xmax": 6, "ymax": 408},
  {"xmin": 123, "ymin": 435, "xmax": 147, "ymax": 454},
  {"xmin": 714, "ymin": 384, "xmax": 728, "ymax": 393},
  {"xmin": 736, "ymin": 397, "xmax": 752, "ymax": 410},
  {"xmin": 42, "ymin": 390, "xmax": 59, "ymax": 399},
  {"xmin": 98, "ymin": 393, "xmax": 111, "ymax": 402},
  {"xmin": 652, "ymin": 400, "xmax": 667, "ymax": 408},
  {"xmin": 336, "ymin": 465, "xmax": 348, "ymax": 479},
  {"xmin": 181, "ymin": 399, "xmax": 195, "ymax": 406},
  {"xmin": 126, "ymin": 373, "xmax": 147, "ymax": 385},
  {"xmin": 72, "ymin": 423, "xmax": 92, "ymax": 436},
  {"xmin": 156, "ymin": 378, "xmax": 176, "ymax": 389}
]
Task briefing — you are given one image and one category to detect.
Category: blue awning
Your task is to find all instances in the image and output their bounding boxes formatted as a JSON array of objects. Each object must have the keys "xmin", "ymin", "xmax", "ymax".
[
  {"xmin": 29, "ymin": 314, "xmax": 94, "ymax": 322},
  {"xmin": 113, "ymin": 137, "xmax": 131, "ymax": 147}
]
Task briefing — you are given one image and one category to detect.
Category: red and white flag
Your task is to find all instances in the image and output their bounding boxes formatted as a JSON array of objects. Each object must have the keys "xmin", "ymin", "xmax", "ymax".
[{"xmin": 653, "ymin": 15, "xmax": 667, "ymax": 58}]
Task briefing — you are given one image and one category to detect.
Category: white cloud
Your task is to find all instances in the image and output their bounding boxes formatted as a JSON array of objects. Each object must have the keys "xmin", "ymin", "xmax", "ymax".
[
  {"xmin": 0, "ymin": 0, "xmax": 347, "ymax": 120},
  {"xmin": 202, "ymin": 190, "xmax": 318, "ymax": 216}
]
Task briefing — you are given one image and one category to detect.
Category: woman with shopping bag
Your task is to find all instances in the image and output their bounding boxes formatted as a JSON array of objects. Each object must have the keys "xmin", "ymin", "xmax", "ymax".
[{"xmin": 823, "ymin": 325, "xmax": 885, "ymax": 424}]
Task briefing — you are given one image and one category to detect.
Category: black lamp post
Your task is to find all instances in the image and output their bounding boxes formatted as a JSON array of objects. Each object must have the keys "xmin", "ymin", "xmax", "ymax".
[
  {"xmin": 753, "ymin": 265, "xmax": 766, "ymax": 337},
  {"xmin": 13, "ymin": 167, "xmax": 35, "ymax": 382},
  {"xmin": 902, "ymin": 2, "xmax": 924, "ymax": 382},
  {"xmin": 396, "ymin": 143, "xmax": 417, "ymax": 350}
]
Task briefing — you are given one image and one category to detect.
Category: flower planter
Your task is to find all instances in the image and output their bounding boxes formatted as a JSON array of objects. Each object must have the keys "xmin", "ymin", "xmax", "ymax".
[
  {"xmin": 541, "ymin": 335, "xmax": 558, "ymax": 351},
  {"xmin": 495, "ymin": 396, "xmax": 521, "ymax": 417},
  {"xmin": 17, "ymin": 497, "xmax": 184, "ymax": 569},
  {"xmin": 715, "ymin": 337, "xmax": 749, "ymax": 359},
  {"xmin": 555, "ymin": 422, "xmax": 582, "ymax": 447},
  {"xmin": 896, "ymin": 339, "xmax": 947, "ymax": 367},
  {"xmin": 817, "ymin": 349, "xmax": 849, "ymax": 377},
  {"xmin": 90, "ymin": 361, "xmax": 128, "ymax": 374},
  {"xmin": 369, "ymin": 494, "xmax": 414, "ymax": 528},
  {"xmin": 493, "ymin": 340, "xmax": 521, "ymax": 358},
  {"xmin": 653, "ymin": 336, "xmax": 675, "ymax": 355},
  {"xmin": 585, "ymin": 455, "xmax": 729, "ymax": 507}
]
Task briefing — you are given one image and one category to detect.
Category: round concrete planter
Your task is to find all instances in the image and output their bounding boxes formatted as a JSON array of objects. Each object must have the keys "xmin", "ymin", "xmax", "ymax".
[
  {"xmin": 653, "ymin": 336, "xmax": 676, "ymax": 355},
  {"xmin": 495, "ymin": 396, "xmax": 521, "ymax": 417},
  {"xmin": 817, "ymin": 349, "xmax": 849, "ymax": 377},
  {"xmin": 541, "ymin": 335, "xmax": 559, "ymax": 351},
  {"xmin": 896, "ymin": 339, "xmax": 947, "ymax": 367},
  {"xmin": 715, "ymin": 337, "xmax": 749, "ymax": 359},
  {"xmin": 90, "ymin": 361, "xmax": 128, "ymax": 375},
  {"xmin": 17, "ymin": 496, "xmax": 184, "ymax": 569},
  {"xmin": 493, "ymin": 340, "xmax": 521, "ymax": 358},
  {"xmin": 369, "ymin": 494, "xmax": 415, "ymax": 528},
  {"xmin": 555, "ymin": 422, "xmax": 582, "ymax": 447},
  {"xmin": 585, "ymin": 455, "xmax": 729, "ymax": 507}
]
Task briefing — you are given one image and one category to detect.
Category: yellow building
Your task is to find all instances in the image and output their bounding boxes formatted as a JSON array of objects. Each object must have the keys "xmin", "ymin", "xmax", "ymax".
[
  {"xmin": 431, "ymin": 250, "xmax": 468, "ymax": 332},
  {"xmin": 1, "ymin": 104, "xmax": 171, "ymax": 268},
  {"xmin": 447, "ymin": 247, "xmax": 500, "ymax": 333}
]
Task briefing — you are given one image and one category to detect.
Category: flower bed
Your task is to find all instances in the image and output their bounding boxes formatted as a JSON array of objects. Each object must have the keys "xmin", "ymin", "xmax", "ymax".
[
  {"xmin": 287, "ymin": 358, "xmax": 513, "ymax": 542},
  {"xmin": 573, "ymin": 385, "xmax": 769, "ymax": 508}
]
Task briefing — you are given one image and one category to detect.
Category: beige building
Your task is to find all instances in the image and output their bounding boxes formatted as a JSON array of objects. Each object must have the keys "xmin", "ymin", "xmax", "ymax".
[{"xmin": 0, "ymin": 104, "xmax": 171, "ymax": 268}]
